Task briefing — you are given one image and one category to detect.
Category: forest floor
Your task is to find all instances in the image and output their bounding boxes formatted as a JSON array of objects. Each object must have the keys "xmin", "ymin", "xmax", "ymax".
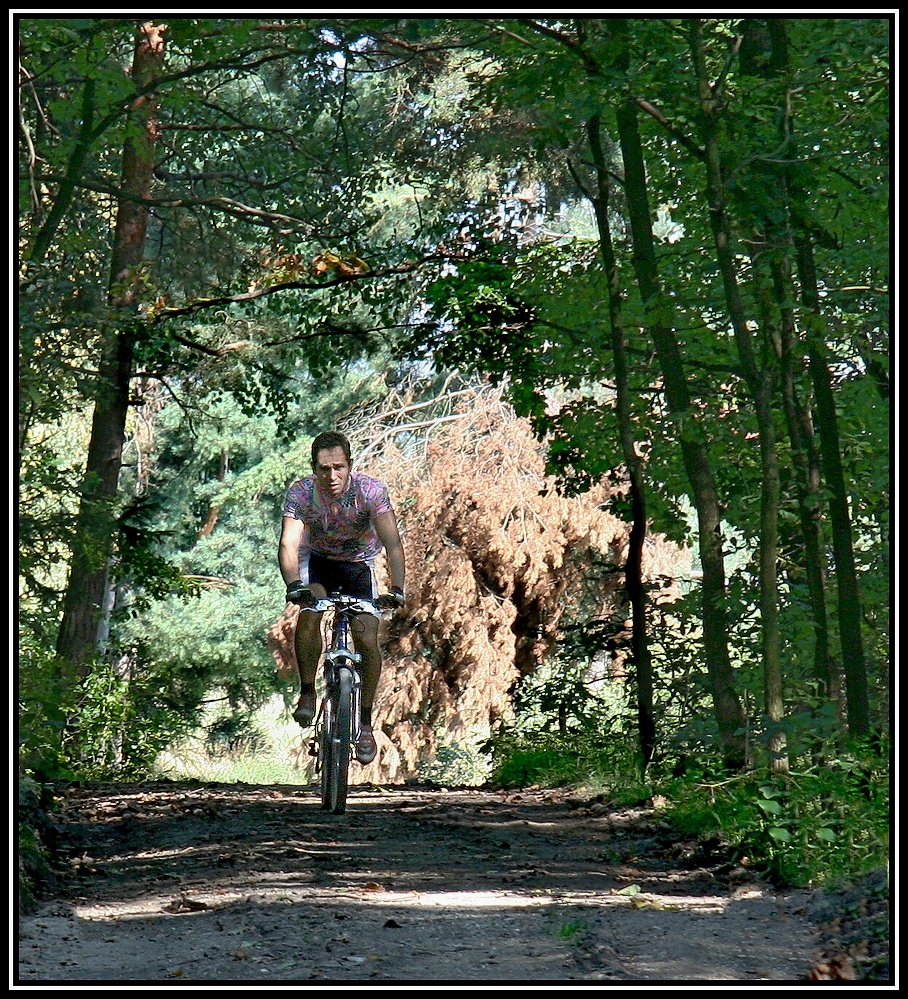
[{"xmin": 16, "ymin": 779, "xmax": 891, "ymax": 988}]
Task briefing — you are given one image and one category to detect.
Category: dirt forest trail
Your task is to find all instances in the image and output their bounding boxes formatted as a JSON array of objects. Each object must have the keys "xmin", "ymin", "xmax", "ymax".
[{"xmin": 15, "ymin": 781, "xmax": 888, "ymax": 988}]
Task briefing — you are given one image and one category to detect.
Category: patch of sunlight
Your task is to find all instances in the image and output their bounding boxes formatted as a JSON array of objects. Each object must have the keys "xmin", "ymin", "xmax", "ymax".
[
  {"xmin": 70, "ymin": 883, "xmax": 736, "ymax": 925},
  {"xmin": 155, "ymin": 693, "xmax": 314, "ymax": 785},
  {"xmin": 412, "ymin": 890, "xmax": 555, "ymax": 908},
  {"xmin": 72, "ymin": 887, "xmax": 559, "ymax": 924}
]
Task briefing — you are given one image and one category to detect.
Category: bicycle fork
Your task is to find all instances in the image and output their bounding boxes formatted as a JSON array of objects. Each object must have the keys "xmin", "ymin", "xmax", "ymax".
[{"xmin": 317, "ymin": 649, "xmax": 363, "ymax": 764}]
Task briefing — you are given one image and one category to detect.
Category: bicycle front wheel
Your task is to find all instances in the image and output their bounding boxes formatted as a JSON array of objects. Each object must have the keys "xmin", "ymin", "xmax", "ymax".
[
  {"xmin": 319, "ymin": 695, "xmax": 334, "ymax": 811},
  {"xmin": 323, "ymin": 665, "xmax": 354, "ymax": 814}
]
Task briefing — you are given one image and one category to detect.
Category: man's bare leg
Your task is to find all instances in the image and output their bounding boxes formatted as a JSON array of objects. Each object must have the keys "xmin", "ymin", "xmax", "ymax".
[
  {"xmin": 292, "ymin": 585, "xmax": 326, "ymax": 726},
  {"xmin": 351, "ymin": 613, "xmax": 381, "ymax": 763}
]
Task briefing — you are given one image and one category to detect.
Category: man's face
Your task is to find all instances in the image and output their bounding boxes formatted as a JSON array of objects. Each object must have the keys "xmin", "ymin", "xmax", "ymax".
[{"xmin": 314, "ymin": 446, "xmax": 352, "ymax": 497}]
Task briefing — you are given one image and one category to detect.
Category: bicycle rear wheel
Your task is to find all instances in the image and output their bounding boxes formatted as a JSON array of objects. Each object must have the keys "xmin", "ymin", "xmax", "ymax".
[{"xmin": 322, "ymin": 665, "xmax": 354, "ymax": 814}]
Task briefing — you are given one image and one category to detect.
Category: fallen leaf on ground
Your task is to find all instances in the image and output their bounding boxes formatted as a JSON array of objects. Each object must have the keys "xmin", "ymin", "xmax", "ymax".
[
  {"xmin": 163, "ymin": 895, "xmax": 209, "ymax": 913},
  {"xmin": 808, "ymin": 954, "xmax": 857, "ymax": 980}
]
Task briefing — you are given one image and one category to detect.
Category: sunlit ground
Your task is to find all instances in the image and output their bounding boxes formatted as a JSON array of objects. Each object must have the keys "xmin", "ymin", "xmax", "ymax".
[{"xmin": 68, "ymin": 876, "xmax": 735, "ymax": 923}]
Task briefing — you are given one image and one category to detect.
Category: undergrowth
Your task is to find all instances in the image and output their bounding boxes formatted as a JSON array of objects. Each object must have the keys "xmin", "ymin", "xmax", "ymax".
[
  {"xmin": 660, "ymin": 746, "xmax": 890, "ymax": 887},
  {"xmin": 486, "ymin": 725, "xmax": 890, "ymax": 889}
]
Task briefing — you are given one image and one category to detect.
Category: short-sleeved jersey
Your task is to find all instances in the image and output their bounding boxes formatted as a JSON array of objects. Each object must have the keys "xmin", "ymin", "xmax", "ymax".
[{"xmin": 282, "ymin": 472, "xmax": 393, "ymax": 563}]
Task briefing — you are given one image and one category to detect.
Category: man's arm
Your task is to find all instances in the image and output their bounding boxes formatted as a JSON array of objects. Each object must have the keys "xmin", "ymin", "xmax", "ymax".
[
  {"xmin": 278, "ymin": 516, "xmax": 306, "ymax": 585},
  {"xmin": 373, "ymin": 510, "xmax": 406, "ymax": 593}
]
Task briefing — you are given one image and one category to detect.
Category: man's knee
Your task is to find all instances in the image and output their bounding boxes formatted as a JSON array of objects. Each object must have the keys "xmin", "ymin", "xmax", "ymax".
[
  {"xmin": 353, "ymin": 616, "xmax": 379, "ymax": 646},
  {"xmin": 295, "ymin": 610, "xmax": 323, "ymax": 642}
]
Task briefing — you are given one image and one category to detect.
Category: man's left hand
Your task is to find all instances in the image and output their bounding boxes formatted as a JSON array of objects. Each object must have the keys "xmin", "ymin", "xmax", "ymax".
[{"xmin": 377, "ymin": 587, "xmax": 405, "ymax": 609}]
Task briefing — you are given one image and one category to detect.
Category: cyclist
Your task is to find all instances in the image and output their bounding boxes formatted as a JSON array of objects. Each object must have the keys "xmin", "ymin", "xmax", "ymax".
[{"xmin": 278, "ymin": 431, "xmax": 405, "ymax": 765}]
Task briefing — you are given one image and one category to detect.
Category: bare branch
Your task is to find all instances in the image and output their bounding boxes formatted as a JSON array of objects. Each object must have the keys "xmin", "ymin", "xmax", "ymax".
[
  {"xmin": 636, "ymin": 99, "xmax": 705, "ymax": 160},
  {"xmin": 149, "ymin": 257, "xmax": 435, "ymax": 323}
]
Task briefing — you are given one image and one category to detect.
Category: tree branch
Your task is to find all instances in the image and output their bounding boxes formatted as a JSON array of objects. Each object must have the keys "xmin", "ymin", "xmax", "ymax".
[
  {"xmin": 149, "ymin": 258, "xmax": 433, "ymax": 323},
  {"xmin": 636, "ymin": 99, "xmax": 705, "ymax": 160}
]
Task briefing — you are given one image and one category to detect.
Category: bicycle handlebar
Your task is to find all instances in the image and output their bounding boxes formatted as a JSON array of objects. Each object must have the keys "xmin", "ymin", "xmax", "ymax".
[
  {"xmin": 289, "ymin": 591, "xmax": 403, "ymax": 617},
  {"xmin": 313, "ymin": 594, "xmax": 377, "ymax": 615}
]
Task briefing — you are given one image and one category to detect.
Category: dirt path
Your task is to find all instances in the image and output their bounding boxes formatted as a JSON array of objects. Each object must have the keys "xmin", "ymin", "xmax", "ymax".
[{"xmin": 15, "ymin": 780, "xmax": 882, "ymax": 985}]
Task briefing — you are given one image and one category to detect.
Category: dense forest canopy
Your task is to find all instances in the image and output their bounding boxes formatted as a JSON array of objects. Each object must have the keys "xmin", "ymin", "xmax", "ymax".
[{"xmin": 18, "ymin": 17, "xmax": 888, "ymax": 812}]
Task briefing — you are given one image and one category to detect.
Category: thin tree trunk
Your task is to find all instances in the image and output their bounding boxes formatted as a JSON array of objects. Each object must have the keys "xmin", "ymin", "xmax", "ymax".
[
  {"xmin": 751, "ymin": 272, "xmax": 787, "ymax": 771},
  {"xmin": 584, "ymin": 113, "xmax": 656, "ymax": 768},
  {"xmin": 611, "ymin": 33, "xmax": 746, "ymax": 769},
  {"xmin": 23, "ymin": 76, "xmax": 97, "ymax": 268},
  {"xmin": 734, "ymin": 18, "xmax": 837, "ymax": 725},
  {"xmin": 689, "ymin": 18, "xmax": 787, "ymax": 771},
  {"xmin": 798, "ymin": 248, "xmax": 871, "ymax": 737},
  {"xmin": 772, "ymin": 253, "xmax": 835, "ymax": 703},
  {"xmin": 757, "ymin": 17, "xmax": 871, "ymax": 738},
  {"xmin": 198, "ymin": 450, "xmax": 230, "ymax": 539},
  {"xmin": 56, "ymin": 22, "xmax": 167, "ymax": 668}
]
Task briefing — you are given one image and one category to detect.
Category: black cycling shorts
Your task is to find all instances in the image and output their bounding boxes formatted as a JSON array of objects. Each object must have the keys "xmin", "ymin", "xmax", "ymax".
[{"xmin": 301, "ymin": 552, "xmax": 376, "ymax": 601}]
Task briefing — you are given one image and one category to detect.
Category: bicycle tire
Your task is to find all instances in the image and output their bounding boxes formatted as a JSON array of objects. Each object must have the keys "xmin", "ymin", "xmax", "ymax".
[
  {"xmin": 319, "ymin": 696, "xmax": 334, "ymax": 811},
  {"xmin": 325, "ymin": 665, "xmax": 354, "ymax": 814}
]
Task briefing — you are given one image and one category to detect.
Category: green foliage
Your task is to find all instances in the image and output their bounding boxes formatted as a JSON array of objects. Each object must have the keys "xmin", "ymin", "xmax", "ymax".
[
  {"xmin": 662, "ymin": 739, "xmax": 889, "ymax": 886},
  {"xmin": 489, "ymin": 735, "xmax": 608, "ymax": 791},
  {"xmin": 486, "ymin": 661, "xmax": 641, "ymax": 793},
  {"xmin": 512, "ymin": 654, "xmax": 623, "ymax": 736},
  {"xmin": 417, "ymin": 742, "xmax": 491, "ymax": 787},
  {"xmin": 489, "ymin": 708, "xmax": 889, "ymax": 888},
  {"xmin": 17, "ymin": 17, "xmax": 889, "ymax": 797},
  {"xmin": 17, "ymin": 637, "xmax": 212, "ymax": 782},
  {"xmin": 487, "ymin": 627, "xmax": 888, "ymax": 887},
  {"xmin": 158, "ymin": 693, "xmax": 309, "ymax": 785},
  {"xmin": 17, "ymin": 643, "xmax": 79, "ymax": 782},
  {"xmin": 556, "ymin": 918, "xmax": 588, "ymax": 941},
  {"xmin": 18, "ymin": 777, "xmax": 60, "ymax": 914},
  {"xmin": 68, "ymin": 658, "xmax": 206, "ymax": 780},
  {"xmin": 16, "ymin": 641, "xmax": 198, "ymax": 782}
]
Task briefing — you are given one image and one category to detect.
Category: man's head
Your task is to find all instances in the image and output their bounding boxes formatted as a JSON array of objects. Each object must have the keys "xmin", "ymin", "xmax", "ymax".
[{"xmin": 311, "ymin": 431, "xmax": 353, "ymax": 497}]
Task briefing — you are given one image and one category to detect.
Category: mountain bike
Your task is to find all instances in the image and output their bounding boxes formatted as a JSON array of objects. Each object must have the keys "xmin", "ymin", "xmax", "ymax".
[{"xmin": 311, "ymin": 593, "xmax": 374, "ymax": 815}]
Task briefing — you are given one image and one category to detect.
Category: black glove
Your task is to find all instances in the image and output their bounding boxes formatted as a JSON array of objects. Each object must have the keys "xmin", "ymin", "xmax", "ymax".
[
  {"xmin": 377, "ymin": 586, "xmax": 405, "ymax": 609},
  {"xmin": 286, "ymin": 580, "xmax": 316, "ymax": 606}
]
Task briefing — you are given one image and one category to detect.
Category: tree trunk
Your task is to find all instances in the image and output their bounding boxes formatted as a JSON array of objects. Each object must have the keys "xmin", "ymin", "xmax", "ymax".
[
  {"xmin": 753, "ymin": 17, "xmax": 871, "ymax": 738},
  {"xmin": 584, "ymin": 113, "xmax": 656, "ymax": 768},
  {"xmin": 751, "ymin": 273, "xmax": 787, "ymax": 771},
  {"xmin": 611, "ymin": 43, "xmax": 746, "ymax": 770},
  {"xmin": 690, "ymin": 18, "xmax": 787, "ymax": 771},
  {"xmin": 56, "ymin": 22, "xmax": 167, "ymax": 668},
  {"xmin": 733, "ymin": 18, "xmax": 837, "ymax": 728},
  {"xmin": 198, "ymin": 450, "xmax": 230, "ymax": 539},
  {"xmin": 798, "ymin": 250, "xmax": 871, "ymax": 737},
  {"xmin": 772, "ymin": 253, "xmax": 836, "ymax": 703}
]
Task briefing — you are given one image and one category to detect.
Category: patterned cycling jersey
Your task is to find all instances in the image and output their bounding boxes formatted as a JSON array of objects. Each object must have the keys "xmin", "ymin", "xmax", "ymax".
[{"xmin": 282, "ymin": 472, "xmax": 393, "ymax": 563}]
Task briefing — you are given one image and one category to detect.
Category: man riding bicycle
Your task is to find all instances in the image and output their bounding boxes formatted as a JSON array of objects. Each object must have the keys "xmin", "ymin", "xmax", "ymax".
[{"xmin": 278, "ymin": 431, "xmax": 406, "ymax": 765}]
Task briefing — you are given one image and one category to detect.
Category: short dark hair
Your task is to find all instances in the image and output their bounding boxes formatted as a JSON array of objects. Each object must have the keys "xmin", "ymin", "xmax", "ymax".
[{"xmin": 311, "ymin": 431, "xmax": 352, "ymax": 469}]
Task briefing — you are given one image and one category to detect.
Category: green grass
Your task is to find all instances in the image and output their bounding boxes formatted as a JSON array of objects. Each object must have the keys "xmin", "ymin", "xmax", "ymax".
[
  {"xmin": 155, "ymin": 694, "xmax": 315, "ymax": 785},
  {"xmin": 556, "ymin": 918, "xmax": 588, "ymax": 940}
]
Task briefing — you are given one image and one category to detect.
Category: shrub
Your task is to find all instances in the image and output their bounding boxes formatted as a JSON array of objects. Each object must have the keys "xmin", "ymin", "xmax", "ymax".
[{"xmin": 662, "ymin": 739, "xmax": 890, "ymax": 886}]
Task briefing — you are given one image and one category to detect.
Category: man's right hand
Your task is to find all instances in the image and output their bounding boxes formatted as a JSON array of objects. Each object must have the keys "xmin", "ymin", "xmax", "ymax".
[{"xmin": 286, "ymin": 580, "xmax": 316, "ymax": 606}]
